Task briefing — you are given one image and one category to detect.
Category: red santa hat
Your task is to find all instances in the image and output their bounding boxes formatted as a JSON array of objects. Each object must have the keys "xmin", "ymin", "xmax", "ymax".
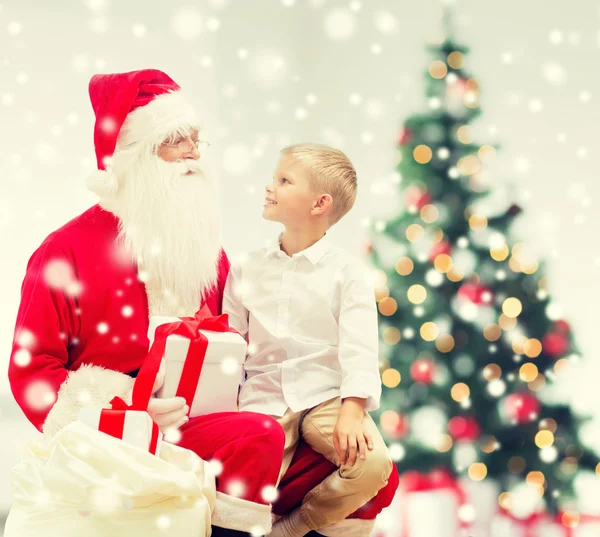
[{"xmin": 86, "ymin": 69, "xmax": 199, "ymax": 197}]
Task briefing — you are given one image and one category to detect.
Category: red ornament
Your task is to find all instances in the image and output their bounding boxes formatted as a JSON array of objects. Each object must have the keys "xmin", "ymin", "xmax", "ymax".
[
  {"xmin": 429, "ymin": 240, "xmax": 452, "ymax": 262},
  {"xmin": 448, "ymin": 416, "xmax": 481, "ymax": 442},
  {"xmin": 554, "ymin": 320, "xmax": 571, "ymax": 335},
  {"xmin": 457, "ymin": 282, "xmax": 494, "ymax": 305},
  {"xmin": 447, "ymin": 77, "xmax": 468, "ymax": 100},
  {"xmin": 404, "ymin": 186, "xmax": 432, "ymax": 210},
  {"xmin": 410, "ymin": 359, "xmax": 436, "ymax": 384},
  {"xmin": 501, "ymin": 393, "xmax": 541, "ymax": 424},
  {"xmin": 397, "ymin": 127, "xmax": 413, "ymax": 145},
  {"xmin": 542, "ymin": 332, "xmax": 569, "ymax": 358},
  {"xmin": 392, "ymin": 413, "xmax": 410, "ymax": 439},
  {"xmin": 361, "ymin": 240, "xmax": 373, "ymax": 255}
]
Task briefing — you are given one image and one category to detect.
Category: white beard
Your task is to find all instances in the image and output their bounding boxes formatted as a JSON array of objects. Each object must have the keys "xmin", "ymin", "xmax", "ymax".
[{"xmin": 100, "ymin": 152, "xmax": 222, "ymax": 317}]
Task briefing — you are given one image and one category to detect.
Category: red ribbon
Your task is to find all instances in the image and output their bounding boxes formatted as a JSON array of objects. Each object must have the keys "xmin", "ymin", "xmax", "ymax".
[
  {"xmin": 146, "ymin": 304, "xmax": 237, "ymax": 416},
  {"xmin": 400, "ymin": 468, "xmax": 468, "ymax": 537},
  {"xmin": 96, "ymin": 304, "xmax": 232, "ymax": 454},
  {"xmin": 497, "ymin": 510, "xmax": 547, "ymax": 537}
]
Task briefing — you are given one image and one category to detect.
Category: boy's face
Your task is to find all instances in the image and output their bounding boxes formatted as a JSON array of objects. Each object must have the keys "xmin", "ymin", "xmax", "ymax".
[{"xmin": 263, "ymin": 156, "xmax": 320, "ymax": 226}]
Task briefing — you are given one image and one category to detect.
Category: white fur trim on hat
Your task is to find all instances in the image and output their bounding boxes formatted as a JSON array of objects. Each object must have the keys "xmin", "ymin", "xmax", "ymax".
[
  {"xmin": 86, "ymin": 167, "xmax": 119, "ymax": 198},
  {"xmin": 117, "ymin": 90, "xmax": 200, "ymax": 149},
  {"xmin": 42, "ymin": 364, "xmax": 134, "ymax": 440},
  {"xmin": 211, "ymin": 491, "xmax": 273, "ymax": 534}
]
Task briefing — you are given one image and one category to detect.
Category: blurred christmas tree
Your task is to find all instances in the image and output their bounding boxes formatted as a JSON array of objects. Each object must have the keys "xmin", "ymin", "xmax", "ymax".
[{"xmin": 368, "ymin": 11, "xmax": 597, "ymax": 513}]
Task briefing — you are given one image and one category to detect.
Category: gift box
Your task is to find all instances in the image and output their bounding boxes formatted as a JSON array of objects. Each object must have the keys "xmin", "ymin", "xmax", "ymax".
[
  {"xmin": 148, "ymin": 307, "xmax": 246, "ymax": 418},
  {"xmin": 535, "ymin": 513, "xmax": 600, "ymax": 537},
  {"xmin": 79, "ymin": 406, "xmax": 162, "ymax": 456},
  {"xmin": 395, "ymin": 468, "xmax": 470, "ymax": 537}
]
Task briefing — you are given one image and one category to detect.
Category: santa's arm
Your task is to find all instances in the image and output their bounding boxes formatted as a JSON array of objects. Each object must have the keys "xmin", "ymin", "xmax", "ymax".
[{"xmin": 8, "ymin": 241, "xmax": 134, "ymax": 437}]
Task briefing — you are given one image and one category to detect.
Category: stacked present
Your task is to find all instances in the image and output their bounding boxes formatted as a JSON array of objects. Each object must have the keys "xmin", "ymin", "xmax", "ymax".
[{"xmin": 78, "ymin": 305, "xmax": 246, "ymax": 453}]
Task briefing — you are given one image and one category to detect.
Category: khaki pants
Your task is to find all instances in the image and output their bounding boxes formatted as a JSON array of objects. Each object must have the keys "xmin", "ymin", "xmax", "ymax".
[{"xmin": 274, "ymin": 397, "xmax": 393, "ymax": 530}]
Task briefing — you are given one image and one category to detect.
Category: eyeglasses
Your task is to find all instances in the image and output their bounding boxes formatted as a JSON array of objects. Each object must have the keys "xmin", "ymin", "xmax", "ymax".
[{"xmin": 164, "ymin": 138, "xmax": 211, "ymax": 154}]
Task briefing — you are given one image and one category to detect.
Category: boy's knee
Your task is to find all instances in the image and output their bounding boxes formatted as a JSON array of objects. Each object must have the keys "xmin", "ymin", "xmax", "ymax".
[{"xmin": 360, "ymin": 449, "xmax": 394, "ymax": 492}]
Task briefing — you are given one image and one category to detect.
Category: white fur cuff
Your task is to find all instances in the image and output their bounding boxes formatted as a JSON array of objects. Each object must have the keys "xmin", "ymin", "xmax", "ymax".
[
  {"xmin": 43, "ymin": 365, "xmax": 134, "ymax": 440},
  {"xmin": 211, "ymin": 491, "xmax": 272, "ymax": 534}
]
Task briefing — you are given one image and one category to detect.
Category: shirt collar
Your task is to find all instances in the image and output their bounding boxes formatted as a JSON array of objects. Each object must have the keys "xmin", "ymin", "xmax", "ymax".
[{"xmin": 264, "ymin": 233, "xmax": 331, "ymax": 265}]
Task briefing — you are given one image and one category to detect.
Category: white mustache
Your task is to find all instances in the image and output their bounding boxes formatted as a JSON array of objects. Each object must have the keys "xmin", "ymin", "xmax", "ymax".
[{"xmin": 165, "ymin": 159, "xmax": 206, "ymax": 176}]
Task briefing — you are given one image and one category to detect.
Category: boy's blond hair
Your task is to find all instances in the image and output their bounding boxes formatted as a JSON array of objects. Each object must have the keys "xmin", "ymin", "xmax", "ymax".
[{"xmin": 281, "ymin": 143, "xmax": 357, "ymax": 226}]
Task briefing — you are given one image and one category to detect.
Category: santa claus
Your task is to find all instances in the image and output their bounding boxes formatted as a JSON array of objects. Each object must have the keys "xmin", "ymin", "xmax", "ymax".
[{"xmin": 8, "ymin": 69, "xmax": 397, "ymax": 537}]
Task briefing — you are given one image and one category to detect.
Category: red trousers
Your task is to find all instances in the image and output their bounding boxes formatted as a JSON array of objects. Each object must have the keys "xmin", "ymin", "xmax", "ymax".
[{"xmin": 177, "ymin": 411, "xmax": 398, "ymax": 531}]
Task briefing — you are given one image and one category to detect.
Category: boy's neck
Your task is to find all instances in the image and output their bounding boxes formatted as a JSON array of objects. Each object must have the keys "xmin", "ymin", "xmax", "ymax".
[{"xmin": 280, "ymin": 227, "xmax": 327, "ymax": 257}]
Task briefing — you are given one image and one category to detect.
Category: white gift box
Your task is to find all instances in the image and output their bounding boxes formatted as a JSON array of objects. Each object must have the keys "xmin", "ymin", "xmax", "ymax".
[
  {"xmin": 148, "ymin": 316, "xmax": 246, "ymax": 418},
  {"xmin": 401, "ymin": 489, "xmax": 462, "ymax": 537},
  {"xmin": 376, "ymin": 484, "xmax": 461, "ymax": 537},
  {"xmin": 78, "ymin": 407, "xmax": 162, "ymax": 456}
]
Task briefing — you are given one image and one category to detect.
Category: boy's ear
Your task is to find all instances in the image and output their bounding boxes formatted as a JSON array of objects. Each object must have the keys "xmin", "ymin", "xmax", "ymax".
[{"xmin": 312, "ymin": 194, "xmax": 333, "ymax": 216}]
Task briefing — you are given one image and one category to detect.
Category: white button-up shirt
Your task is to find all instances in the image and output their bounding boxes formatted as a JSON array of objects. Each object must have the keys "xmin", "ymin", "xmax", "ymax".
[{"xmin": 222, "ymin": 234, "xmax": 382, "ymax": 417}]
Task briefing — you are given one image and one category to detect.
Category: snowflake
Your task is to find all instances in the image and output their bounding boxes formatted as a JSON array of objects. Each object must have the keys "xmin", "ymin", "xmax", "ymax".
[
  {"xmin": 84, "ymin": 0, "xmax": 108, "ymax": 11},
  {"xmin": 549, "ymin": 29, "xmax": 563, "ymax": 44},
  {"xmin": 15, "ymin": 328, "xmax": 36, "ymax": 348},
  {"xmin": 541, "ymin": 62, "xmax": 567, "ymax": 86},
  {"xmin": 220, "ymin": 356, "xmax": 240, "ymax": 376},
  {"xmin": 132, "ymin": 23, "xmax": 147, "ymax": 38},
  {"xmin": 156, "ymin": 515, "xmax": 171, "ymax": 529},
  {"xmin": 13, "ymin": 348, "xmax": 32, "ymax": 367},
  {"xmin": 528, "ymin": 98, "xmax": 543, "ymax": 113},
  {"xmin": 89, "ymin": 16, "xmax": 109, "ymax": 34},
  {"xmin": 24, "ymin": 380, "xmax": 56, "ymax": 411},
  {"xmin": 261, "ymin": 485, "xmax": 279, "ymax": 503},
  {"xmin": 72, "ymin": 54, "xmax": 90, "ymax": 73},
  {"xmin": 36, "ymin": 143, "xmax": 57, "ymax": 162},
  {"xmin": 44, "ymin": 259, "xmax": 75, "ymax": 290},
  {"xmin": 295, "ymin": 107, "xmax": 307, "ymax": 120},
  {"xmin": 249, "ymin": 50, "xmax": 287, "ymax": 87},
  {"xmin": 206, "ymin": 17, "xmax": 220, "ymax": 31},
  {"xmin": 374, "ymin": 10, "xmax": 397, "ymax": 35},
  {"xmin": 207, "ymin": 458, "xmax": 224, "ymax": 476},
  {"xmin": 171, "ymin": 7, "xmax": 204, "ymax": 40},
  {"xmin": 388, "ymin": 442, "xmax": 405, "ymax": 461},
  {"xmin": 222, "ymin": 145, "xmax": 252, "ymax": 175},
  {"xmin": 8, "ymin": 21, "xmax": 22, "ymax": 35},
  {"xmin": 323, "ymin": 7, "xmax": 357, "ymax": 41},
  {"xmin": 226, "ymin": 479, "xmax": 246, "ymax": 498}
]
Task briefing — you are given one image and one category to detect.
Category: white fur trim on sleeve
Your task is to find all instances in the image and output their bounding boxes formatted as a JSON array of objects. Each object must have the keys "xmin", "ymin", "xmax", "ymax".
[
  {"xmin": 210, "ymin": 491, "xmax": 272, "ymax": 534},
  {"xmin": 42, "ymin": 365, "xmax": 134, "ymax": 440}
]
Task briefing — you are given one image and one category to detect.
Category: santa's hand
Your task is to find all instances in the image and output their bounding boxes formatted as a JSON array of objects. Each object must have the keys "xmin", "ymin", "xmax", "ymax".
[
  {"xmin": 152, "ymin": 359, "xmax": 166, "ymax": 394},
  {"xmin": 147, "ymin": 396, "xmax": 189, "ymax": 432}
]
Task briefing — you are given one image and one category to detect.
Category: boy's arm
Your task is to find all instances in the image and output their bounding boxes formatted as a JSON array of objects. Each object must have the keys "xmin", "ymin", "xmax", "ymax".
[
  {"xmin": 222, "ymin": 260, "xmax": 250, "ymax": 391},
  {"xmin": 222, "ymin": 259, "xmax": 249, "ymax": 340},
  {"xmin": 337, "ymin": 261, "xmax": 382, "ymax": 412}
]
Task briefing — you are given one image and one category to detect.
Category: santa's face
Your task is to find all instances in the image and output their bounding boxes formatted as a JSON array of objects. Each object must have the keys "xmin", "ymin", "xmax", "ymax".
[
  {"xmin": 100, "ymin": 129, "xmax": 222, "ymax": 317},
  {"xmin": 155, "ymin": 129, "xmax": 209, "ymax": 164}
]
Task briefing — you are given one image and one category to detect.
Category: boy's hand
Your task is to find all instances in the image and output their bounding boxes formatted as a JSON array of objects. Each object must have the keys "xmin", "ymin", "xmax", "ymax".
[{"xmin": 333, "ymin": 398, "xmax": 374, "ymax": 466}]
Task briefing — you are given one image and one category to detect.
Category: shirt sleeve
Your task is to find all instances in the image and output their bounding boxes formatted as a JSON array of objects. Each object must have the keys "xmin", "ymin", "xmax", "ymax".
[
  {"xmin": 222, "ymin": 259, "xmax": 249, "ymax": 341},
  {"xmin": 222, "ymin": 259, "xmax": 250, "ymax": 388},
  {"xmin": 8, "ymin": 241, "xmax": 79, "ymax": 432},
  {"xmin": 338, "ymin": 260, "xmax": 382, "ymax": 411}
]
